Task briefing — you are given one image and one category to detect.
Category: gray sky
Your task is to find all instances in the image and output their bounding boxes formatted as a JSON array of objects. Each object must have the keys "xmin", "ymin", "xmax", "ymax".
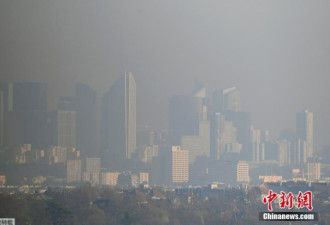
[{"xmin": 1, "ymin": 0, "xmax": 329, "ymax": 150}]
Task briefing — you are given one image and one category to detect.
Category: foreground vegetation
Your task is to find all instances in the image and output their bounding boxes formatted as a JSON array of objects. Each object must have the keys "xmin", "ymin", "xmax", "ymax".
[{"xmin": 0, "ymin": 185, "xmax": 329, "ymax": 225}]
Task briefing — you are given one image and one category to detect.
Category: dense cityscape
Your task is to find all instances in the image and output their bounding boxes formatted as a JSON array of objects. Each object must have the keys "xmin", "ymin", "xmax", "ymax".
[
  {"xmin": 0, "ymin": 73, "xmax": 330, "ymax": 224},
  {"xmin": 0, "ymin": 73, "xmax": 329, "ymax": 187},
  {"xmin": 1, "ymin": 0, "xmax": 330, "ymax": 224}
]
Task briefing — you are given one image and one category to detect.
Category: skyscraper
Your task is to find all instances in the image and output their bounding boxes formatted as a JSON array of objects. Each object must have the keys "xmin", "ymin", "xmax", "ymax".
[
  {"xmin": 210, "ymin": 112, "xmax": 242, "ymax": 160},
  {"xmin": 296, "ymin": 110, "xmax": 313, "ymax": 159},
  {"xmin": 75, "ymin": 83, "xmax": 99, "ymax": 157},
  {"xmin": 102, "ymin": 72, "xmax": 136, "ymax": 169},
  {"xmin": 169, "ymin": 84, "xmax": 210, "ymax": 164},
  {"xmin": 3, "ymin": 81, "xmax": 48, "ymax": 148},
  {"xmin": 213, "ymin": 87, "xmax": 240, "ymax": 113},
  {"xmin": 237, "ymin": 161, "xmax": 250, "ymax": 183},
  {"xmin": 56, "ymin": 97, "xmax": 76, "ymax": 148},
  {"xmin": 0, "ymin": 83, "xmax": 9, "ymax": 148},
  {"xmin": 171, "ymin": 146, "xmax": 189, "ymax": 184}
]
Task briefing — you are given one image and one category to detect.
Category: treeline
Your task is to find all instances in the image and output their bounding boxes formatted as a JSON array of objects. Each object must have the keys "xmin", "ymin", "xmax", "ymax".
[{"xmin": 0, "ymin": 185, "xmax": 328, "ymax": 225}]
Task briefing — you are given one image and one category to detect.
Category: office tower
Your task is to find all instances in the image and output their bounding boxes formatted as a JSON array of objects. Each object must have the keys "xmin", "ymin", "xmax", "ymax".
[
  {"xmin": 279, "ymin": 129, "xmax": 298, "ymax": 165},
  {"xmin": 264, "ymin": 141, "xmax": 278, "ymax": 161},
  {"xmin": 137, "ymin": 125, "xmax": 155, "ymax": 147},
  {"xmin": 14, "ymin": 82, "xmax": 47, "ymax": 147},
  {"xmin": 139, "ymin": 172, "xmax": 149, "ymax": 184},
  {"xmin": 168, "ymin": 95, "xmax": 202, "ymax": 143},
  {"xmin": 210, "ymin": 112, "xmax": 242, "ymax": 160},
  {"xmin": 76, "ymin": 83, "xmax": 99, "ymax": 157},
  {"xmin": 181, "ymin": 119, "xmax": 210, "ymax": 164},
  {"xmin": 84, "ymin": 157, "xmax": 101, "ymax": 185},
  {"xmin": 171, "ymin": 146, "xmax": 189, "ymax": 183},
  {"xmin": 135, "ymin": 145, "xmax": 159, "ymax": 163},
  {"xmin": 0, "ymin": 175, "xmax": 5, "ymax": 185},
  {"xmin": 0, "ymin": 83, "xmax": 8, "ymax": 148},
  {"xmin": 208, "ymin": 160, "xmax": 237, "ymax": 185},
  {"xmin": 277, "ymin": 139, "xmax": 291, "ymax": 166},
  {"xmin": 56, "ymin": 97, "xmax": 76, "ymax": 148},
  {"xmin": 48, "ymin": 146, "xmax": 67, "ymax": 164},
  {"xmin": 213, "ymin": 87, "xmax": 240, "ymax": 113},
  {"xmin": 85, "ymin": 157, "xmax": 101, "ymax": 173},
  {"xmin": 169, "ymin": 84, "xmax": 210, "ymax": 163},
  {"xmin": 250, "ymin": 127, "xmax": 265, "ymax": 162},
  {"xmin": 296, "ymin": 110, "xmax": 313, "ymax": 159},
  {"xmin": 3, "ymin": 82, "xmax": 48, "ymax": 148},
  {"xmin": 102, "ymin": 72, "xmax": 136, "ymax": 168},
  {"xmin": 225, "ymin": 111, "xmax": 251, "ymax": 160},
  {"xmin": 261, "ymin": 130, "xmax": 270, "ymax": 142},
  {"xmin": 237, "ymin": 161, "xmax": 250, "ymax": 183},
  {"xmin": 100, "ymin": 172, "xmax": 120, "ymax": 186},
  {"xmin": 307, "ymin": 162, "xmax": 321, "ymax": 181},
  {"xmin": 293, "ymin": 139, "xmax": 307, "ymax": 165},
  {"xmin": 67, "ymin": 159, "xmax": 82, "ymax": 183}
]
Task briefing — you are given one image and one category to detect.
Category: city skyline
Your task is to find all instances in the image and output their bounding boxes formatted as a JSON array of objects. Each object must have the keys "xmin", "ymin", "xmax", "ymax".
[
  {"xmin": 1, "ymin": 0, "xmax": 329, "ymax": 151},
  {"xmin": 0, "ymin": 78, "xmax": 321, "ymax": 152},
  {"xmin": 1, "ymin": 1, "xmax": 330, "ymax": 223}
]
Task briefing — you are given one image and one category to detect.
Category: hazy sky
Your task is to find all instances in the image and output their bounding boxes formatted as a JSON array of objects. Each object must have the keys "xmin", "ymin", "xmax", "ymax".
[{"xmin": 1, "ymin": 0, "xmax": 329, "ymax": 150}]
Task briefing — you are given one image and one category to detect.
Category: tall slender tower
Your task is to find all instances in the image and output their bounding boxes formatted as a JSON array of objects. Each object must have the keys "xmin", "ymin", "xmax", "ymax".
[
  {"xmin": 213, "ymin": 87, "xmax": 240, "ymax": 113},
  {"xmin": 296, "ymin": 110, "xmax": 313, "ymax": 159},
  {"xmin": 102, "ymin": 72, "xmax": 136, "ymax": 168},
  {"xmin": 75, "ymin": 83, "xmax": 99, "ymax": 157}
]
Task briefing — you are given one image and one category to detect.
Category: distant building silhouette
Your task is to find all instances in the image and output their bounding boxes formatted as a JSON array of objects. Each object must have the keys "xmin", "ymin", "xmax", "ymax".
[
  {"xmin": 213, "ymin": 86, "xmax": 240, "ymax": 113},
  {"xmin": 210, "ymin": 112, "xmax": 242, "ymax": 160},
  {"xmin": 296, "ymin": 110, "xmax": 313, "ymax": 159},
  {"xmin": 169, "ymin": 84, "xmax": 210, "ymax": 164},
  {"xmin": 67, "ymin": 159, "xmax": 82, "ymax": 183},
  {"xmin": 225, "ymin": 111, "xmax": 251, "ymax": 160},
  {"xmin": 101, "ymin": 72, "xmax": 136, "ymax": 169},
  {"xmin": 171, "ymin": 146, "xmax": 189, "ymax": 184},
  {"xmin": 56, "ymin": 97, "xmax": 76, "ymax": 148},
  {"xmin": 75, "ymin": 83, "xmax": 99, "ymax": 157},
  {"xmin": 1, "ymin": 82, "xmax": 48, "ymax": 148},
  {"xmin": 0, "ymin": 83, "xmax": 9, "ymax": 148},
  {"xmin": 237, "ymin": 161, "xmax": 250, "ymax": 183}
]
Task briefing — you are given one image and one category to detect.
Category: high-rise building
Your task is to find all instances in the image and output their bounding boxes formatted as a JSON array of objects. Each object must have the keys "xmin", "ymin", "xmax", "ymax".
[
  {"xmin": 208, "ymin": 160, "xmax": 237, "ymax": 185},
  {"xmin": 237, "ymin": 161, "xmax": 250, "ymax": 183},
  {"xmin": 225, "ymin": 111, "xmax": 251, "ymax": 160},
  {"xmin": 307, "ymin": 162, "xmax": 321, "ymax": 181},
  {"xmin": 2, "ymin": 82, "xmax": 48, "ymax": 148},
  {"xmin": 250, "ymin": 127, "xmax": 265, "ymax": 162},
  {"xmin": 101, "ymin": 72, "xmax": 136, "ymax": 168},
  {"xmin": 277, "ymin": 140, "xmax": 291, "ymax": 166},
  {"xmin": 210, "ymin": 112, "xmax": 242, "ymax": 160},
  {"xmin": 135, "ymin": 145, "xmax": 159, "ymax": 163},
  {"xmin": 168, "ymin": 95, "xmax": 202, "ymax": 143},
  {"xmin": 293, "ymin": 139, "xmax": 307, "ymax": 165},
  {"xmin": 67, "ymin": 159, "xmax": 82, "ymax": 183},
  {"xmin": 181, "ymin": 119, "xmax": 210, "ymax": 164},
  {"xmin": 137, "ymin": 125, "xmax": 155, "ymax": 147},
  {"xmin": 169, "ymin": 85, "xmax": 210, "ymax": 163},
  {"xmin": 139, "ymin": 172, "xmax": 149, "ymax": 184},
  {"xmin": 85, "ymin": 157, "xmax": 101, "ymax": 173},
  {"xmin": 75, "ymin": 83, "xmax": 99, "ymax": 157},
  {"xmin": 0, "ymin": 83, "xmax": 9, "ymax": 148},
  {"xmin": 296, "ymin": 110, "xmax": 313, "ymax": 159},
  {"xmin": 213, "ymin": 87, "xmax": 240, "ymax": 113},
  {"xmin": 56, "ymin": 97, "xmax": 76, "ymax": 148},
  {"xmin": 171, "ymin": 146, "xmax": 189, "ymax": 184},
  {"xmin": 100, "ymin": 172, "xmax": 120, "ymax": 186}
]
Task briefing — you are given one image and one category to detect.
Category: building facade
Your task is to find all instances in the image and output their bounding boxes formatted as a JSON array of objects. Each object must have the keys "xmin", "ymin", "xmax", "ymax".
[{"xmin": 102, "ymin": 72, "xmax": 136, "ymax": 168}]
